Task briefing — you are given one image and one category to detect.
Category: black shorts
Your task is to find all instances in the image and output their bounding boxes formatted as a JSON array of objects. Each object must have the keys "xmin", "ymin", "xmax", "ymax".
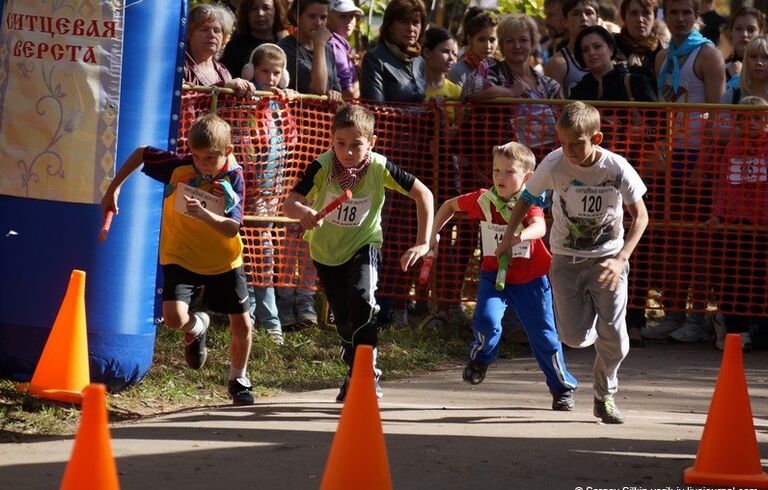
[{"xmin": 162, "ymin": 264, "xmax": 250, "ymax": 314}]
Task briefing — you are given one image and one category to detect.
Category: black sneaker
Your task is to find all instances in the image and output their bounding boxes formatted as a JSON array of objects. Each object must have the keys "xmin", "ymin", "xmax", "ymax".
[
  {"xmin": 183, "ymin": 312, "xmax": 209, "ymax": 369},
  {"xmin": 551, "ymin": 390, "xmax": 575, "ymax": 411},
  {"xmin": 335, "ymin": 373, "xmax": 351, "ymax": 403},
  {"xmin": 593, "ymin": 396, "xmax": 625, "ymax": 424},
  {"xmin": 228, "ymin": 377, "xmax": 254, "ymax": 405},
  {"xmin": 462, "ymin": 360, "xmax": 487, "ymax": 385}
]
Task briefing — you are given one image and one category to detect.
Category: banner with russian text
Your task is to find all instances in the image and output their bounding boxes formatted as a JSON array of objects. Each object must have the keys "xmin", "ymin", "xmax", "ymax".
[{"xmin": 0, "ymin": 0, "xmax": 123, "ymax": 204}]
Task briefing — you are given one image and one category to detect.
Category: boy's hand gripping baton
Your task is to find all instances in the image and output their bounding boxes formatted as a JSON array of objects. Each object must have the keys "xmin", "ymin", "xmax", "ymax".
[
  {"xmin": 98, "ymin": 210, "xmax": 114, "ymax": 243},
  {"xmin": 315, "ymin": 189, "xmax": 353, "ymax": 221},
  {"xmin": 495, "ymin": 254, "xmax": 509, "ymax": 291}
]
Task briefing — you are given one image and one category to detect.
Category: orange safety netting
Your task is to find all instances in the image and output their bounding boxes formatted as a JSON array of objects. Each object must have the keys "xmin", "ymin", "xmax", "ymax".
[{"xmin": 178, "ymin": 92, "xmax": 768, "ymax": 318}]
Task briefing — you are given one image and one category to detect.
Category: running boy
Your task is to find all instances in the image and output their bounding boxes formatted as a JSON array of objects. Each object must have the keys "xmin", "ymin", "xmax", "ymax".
[
  {"xmin": 496, "ymin": 101, "xmax": 648, "ymax": 423},
  {"xmin": 101, "ymin": 113, "xmax": 255, "ymax": 405},
  {"xmin": 283, "ymin": 104, "xmax": 434, "ymax": 402},
  {"xmin": 429, "ymin": 142, "xmax": 578, "ymax": 411}
]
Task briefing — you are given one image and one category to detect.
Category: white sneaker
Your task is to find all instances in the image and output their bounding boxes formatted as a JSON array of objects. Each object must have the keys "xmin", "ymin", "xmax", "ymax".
[
  {"xmin": 670, "ymin": 314, "xmax": 712, "ymax": 343},
  {"xmin": 641, "ymin": 315, "xmax": 683, "ymax": 340}
]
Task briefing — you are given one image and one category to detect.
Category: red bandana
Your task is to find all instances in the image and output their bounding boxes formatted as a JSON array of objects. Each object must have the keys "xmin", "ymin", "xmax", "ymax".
[{"xmin": 331, "ymin": 150, "xmax": 371, "ymax": 191}]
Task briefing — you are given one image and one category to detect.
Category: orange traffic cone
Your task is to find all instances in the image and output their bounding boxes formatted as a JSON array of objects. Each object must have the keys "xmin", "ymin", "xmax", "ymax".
[
  {"xmin": 684, "ymin": 334, "xmax": 768, "ymax": 488},
  {"xmin": 60, "ymin": 383, "xmax": 120, "ymax": 490},
  {"xmin": 320, "ymin": 345, "xmax": 392, "ymax": 490},
  {"xmin": 25, "ymin": 269, "xmax": 90, "ymax": 404}
]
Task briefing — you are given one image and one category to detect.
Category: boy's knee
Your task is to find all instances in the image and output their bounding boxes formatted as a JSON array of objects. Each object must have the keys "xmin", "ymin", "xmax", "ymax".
[
  {"xmin": 230, "ymin": 314, "xmax": 253, "ymax": 339},
  {"xmin": 163, "ymin": 313, "xmax": 185, "ymax": 331},
  {"xmin": 559, "ymin": 328, "xmax": 597, "ymax": 348}
]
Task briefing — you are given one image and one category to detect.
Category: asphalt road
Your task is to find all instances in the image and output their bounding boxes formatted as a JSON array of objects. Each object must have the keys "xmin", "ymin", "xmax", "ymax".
[{"xmin": 1, "ymin": 341, "xmax": 767, "ymax": 490}]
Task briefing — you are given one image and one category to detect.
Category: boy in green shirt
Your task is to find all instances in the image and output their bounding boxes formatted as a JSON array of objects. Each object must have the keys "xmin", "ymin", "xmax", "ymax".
[{"xmin": 283, "ymin": 105, "xmax": 434, "ymax": 402}]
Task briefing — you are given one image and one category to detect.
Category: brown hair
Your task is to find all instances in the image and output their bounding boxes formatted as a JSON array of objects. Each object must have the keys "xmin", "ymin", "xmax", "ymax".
[
  {"xmin": 188, "ymin": 113, "xmax": 232, "ymax": 154},
  {"xmin": 557, "ymin": 101, "xmax": 601, "ymax": 136},
  {"xmin": 236, "ymin": 0, "xmax": 288, "ymax": 39},
  {"xmin": 493, "ymin": 142, "xmax": 536, "ymax": 172},
  {"xmin": 331, "ymin": 104, "xmax": 375, "ymax": 138},
  {"xmin": 286, "ymin": 0, "xmax": 331, "ymax": 26},
  {"xmin": 725, "ymin": 6, "xmax": 766, "ymax": 42},
  {"xmin": 661, "ymin": 0, "xmax": 700, "ymax": 16},
  {"xmin": 380, "ymin": 0, "xmax": 427, "ymax": 46},
  {"xmin": 460, "ymin": 7, "xmax": 499, "ymax": 46}
]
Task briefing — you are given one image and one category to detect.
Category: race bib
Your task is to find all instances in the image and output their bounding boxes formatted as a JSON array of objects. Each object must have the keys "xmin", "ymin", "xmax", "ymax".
[
  {"xmin": 564, "ymin": 186, "xmax": 619, "ymax": 220},
  {"xmin": 174, "ymin": 183, "xmax": 225, "ymax": 221},
  {"xmin": 728, "ymin": 157, "xmax": 768, "ymax": 184},
  {"xmin": 480, "ymin": 221, "xmax": 531, "ymax": 259},
  {"xmin": 322, "ymin": 192, "xmax": 371, "ymax": 227}
]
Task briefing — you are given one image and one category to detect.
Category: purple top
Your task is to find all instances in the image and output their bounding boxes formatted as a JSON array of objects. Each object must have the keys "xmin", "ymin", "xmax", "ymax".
[{"xmin": 328, "ymin": 33, "xmax": 356, "ymax": 91}]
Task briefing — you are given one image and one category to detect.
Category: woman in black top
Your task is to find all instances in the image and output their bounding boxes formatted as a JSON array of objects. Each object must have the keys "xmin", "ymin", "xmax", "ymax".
[
  {"xmin": 615, "ymin": 0, "xmax": 664, "ymax": 85},
  {"xmin": 222, "ymin": 0, "xmax": 289, "ymax": 78}
]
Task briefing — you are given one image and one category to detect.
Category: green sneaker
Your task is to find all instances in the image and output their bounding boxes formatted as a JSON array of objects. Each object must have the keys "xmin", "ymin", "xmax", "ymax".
[{"xmin": 593, "ymin": 396, "xmax": 625, "ymax": 424}]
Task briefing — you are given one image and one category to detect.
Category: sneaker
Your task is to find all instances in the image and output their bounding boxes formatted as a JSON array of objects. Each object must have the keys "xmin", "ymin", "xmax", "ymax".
[
  {"xmin": 593, "ymin": 396, "xmax": 625, "ymax": 424},
  {"xmin": 267, "ymin": 331, "xmax": 285, "ymax": 346},
  {"xmin": 462, "ymin": 360, "xmax": 487, "ymax": 385},
  {"xmin": 228, "ymin": 377, "xmax": 254, "ymax": 405},
  {"xmin": 183, "ymin": 312, "xmax": 209, "ymax": 369},
  {"xmin": 670, "ymin": 314, "xmax": 712, "ymax": 343},
  {"xmin": 741, "ymin": 331, "xmax": 753, "ymax": 352},
  {"xmin": 296, "ymin": 299, "xmax": 318, "ymax": 326},
  {"xmin": 374, "ymin": 372, "xmax": 383, "ymax": 399},
  {"xmin": 551, "ymin": 390, "xmax": 575, "ymax": 411},
  {"xmin": 640, "ymin": 315, "xmax": 683, "ymax": 340},
  {"xmin": 335, "ymin": 373, "xmax": 351, "ymax": 403}
]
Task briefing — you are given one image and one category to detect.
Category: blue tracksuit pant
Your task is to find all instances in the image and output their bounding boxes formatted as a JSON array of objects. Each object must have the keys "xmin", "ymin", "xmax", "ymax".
[{"xmin": 470, "ymin": 271, "xmax": 577, "ymax": 394}]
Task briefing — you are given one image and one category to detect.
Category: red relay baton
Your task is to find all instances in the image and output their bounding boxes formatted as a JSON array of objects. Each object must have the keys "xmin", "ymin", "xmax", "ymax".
[
  {"xmin": 418, "ymin": 255, "xmax": 434, "ymax": 285},
  {"xmin": 98, "ymin": 210, "xmax": 114, "ymax": 243},
  {"xmin": 315, "ymin": 189, "xmax": 353, "ymax": 221}
]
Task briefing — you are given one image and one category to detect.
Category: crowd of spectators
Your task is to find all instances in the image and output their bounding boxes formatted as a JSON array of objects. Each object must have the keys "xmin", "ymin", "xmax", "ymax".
[{"xmin": 187, "ymin": 0, "xmax": 767, "ymax": 351}]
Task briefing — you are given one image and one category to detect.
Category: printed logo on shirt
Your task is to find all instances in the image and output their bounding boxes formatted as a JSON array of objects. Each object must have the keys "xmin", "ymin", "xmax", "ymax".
[{"xmin": 480, "ymin": 221, "xmax": 531, "ymax": 258}]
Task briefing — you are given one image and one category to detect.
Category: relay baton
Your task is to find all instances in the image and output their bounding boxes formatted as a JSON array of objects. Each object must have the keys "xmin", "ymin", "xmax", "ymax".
[
  {"xmin": 495, "ymin": 254, "xmax": 509, "ymax": 291},
  {"xmin": 315, "ymin": 189, "xmax": 353, "ymax": 221},
  {"xmin": 98, "ymin": 210, "xmax": 114, "ymax": 243},
  {"xmin": 418, "ymin": 255, "xmax": 435, "ymax": 285}
]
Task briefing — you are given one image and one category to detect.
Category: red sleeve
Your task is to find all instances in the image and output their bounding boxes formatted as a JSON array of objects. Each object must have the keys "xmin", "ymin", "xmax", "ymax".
[
  {"xmin": 455, "ymin": 189, "xmax": 486, "ymax": 219},
  {"xmin": 522, "ymin": 205, "xmax": 544, "ymax": 226}
]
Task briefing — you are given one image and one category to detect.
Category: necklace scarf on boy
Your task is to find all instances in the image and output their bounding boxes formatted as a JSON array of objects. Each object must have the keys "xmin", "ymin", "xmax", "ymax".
[
  {"xmin": 176, "ymin": 165, "xmax": 240, "ymax": 213},
  {"xmin": 657, "ymin": 30, "xmax": 711, "ymax": 95},
  {"xmin": 479, "ymin": 186, "xmax": 523, "ymax": 224},
  {"xmin": 331, "ymin": 150, "xmax": 371, "ymax": 191}
]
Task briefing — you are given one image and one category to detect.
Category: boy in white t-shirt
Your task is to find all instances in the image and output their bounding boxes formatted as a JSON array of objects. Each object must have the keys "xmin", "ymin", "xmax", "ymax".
[{"xmin": 496, "ymin": 101, "xmax": 649, "ymax": 423}]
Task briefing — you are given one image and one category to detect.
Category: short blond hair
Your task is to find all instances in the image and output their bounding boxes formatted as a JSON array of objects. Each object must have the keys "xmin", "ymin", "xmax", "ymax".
[
  {"xmin": 331, "ymin": 104, "xmax": 375, "ymax": 138},
  {"xmin": 739, "ymin": 95, "xmax": 768, "ymax": 106},
  {"xmin": 188, "ymin": 113, "xmax": 232, "ymax": 154},
  {"xmin": 497, "ymin": 13, "xmax": 541, "ymax": 50},
  {"xmin": 493, "ymin": 141, "xmax": 536, "ymax": 172},
  {"xmin": 557, "ymin": 101, "xmax": 601, "ymax": 136},
  {"xmin": 249, "ymin": 43, "xmax": 287, "ymax": 69}
]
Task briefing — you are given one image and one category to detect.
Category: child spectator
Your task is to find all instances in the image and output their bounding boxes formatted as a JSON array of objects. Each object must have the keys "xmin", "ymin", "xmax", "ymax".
[
  {"xmin": 283, "ymin": 105, "xmax": 434, "ymax": 402},
  {"xmin": 327, "ymin": 0, "xmax": 364, "ymax": 98},
  {"xmin": 496, "ymin": 102, "xmax": 649, "ymax": 423},
  {"xmin": 423, "ymin": 27, "xmax": 461, "ymax": 122},
  {"xmin": 241, "ymin": 43, "xmax": 296, "ymax": 344},
  {"xmin": 708, "ymin": 96, "xmax": 768, "ymax": 351},
  {"xmin": 101, "ymin": 114, "xmax": 256, "ymax": 405},
  {"xmin": 429, "ymin": 142, "xmax": 578, "ymax": 411},
  {"xmin": 448, "ymin": 7, "xmax": 499, "ymax": 88}
]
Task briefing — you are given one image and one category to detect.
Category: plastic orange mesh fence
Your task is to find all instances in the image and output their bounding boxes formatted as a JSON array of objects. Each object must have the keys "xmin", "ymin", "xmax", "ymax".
[{"xmin": 178, "ymin": 92, "xmax": 768, "ymax": 318}]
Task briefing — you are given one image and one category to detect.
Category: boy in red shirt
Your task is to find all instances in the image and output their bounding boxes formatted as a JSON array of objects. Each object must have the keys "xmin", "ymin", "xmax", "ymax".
[{"xmin": 429, "ymin": 142, "xmax": 577, "ymax": 410}]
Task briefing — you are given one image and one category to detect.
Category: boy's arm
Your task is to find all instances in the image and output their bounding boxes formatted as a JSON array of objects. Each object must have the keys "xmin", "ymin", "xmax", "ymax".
[
  {"xmin": 597, "ymin": 197, "xmax": 649, "ymax": 291},
  {"xmin": 429, "ymin": 197, "xmax": 462, "ymax": 258},
  {"xmin": 494, "ymin": 200, "xmax": 532, "ymax": 258},
  {"xmin": 518, "ymin": 214, "xmax": 546, "ymax": 242},
  {"xmin": 101, "ymin": 146, "xmax": 146, "ymax": 215},
  {"xmin": 283, "ymin": 191, "xmax": 320, "ymax": 230},
  {"xmin": 400, "ymin": 178, "xmax": 434, "ymax": 271}
]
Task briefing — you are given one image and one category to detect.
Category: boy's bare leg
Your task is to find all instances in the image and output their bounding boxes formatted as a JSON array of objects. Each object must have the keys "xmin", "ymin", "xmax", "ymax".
[
  {"xmin": 229, "ymin": 312, "xmax": 253, "ymax": 374},
  {"xmin": 162, "ymin": 300, "xmax": 193, "ymax": 331}
]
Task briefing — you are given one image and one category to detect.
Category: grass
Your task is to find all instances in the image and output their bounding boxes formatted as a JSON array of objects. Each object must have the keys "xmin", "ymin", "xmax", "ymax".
[{"xmin": 2, "ymin": 311, "xmax": 529, "ymax": 441}]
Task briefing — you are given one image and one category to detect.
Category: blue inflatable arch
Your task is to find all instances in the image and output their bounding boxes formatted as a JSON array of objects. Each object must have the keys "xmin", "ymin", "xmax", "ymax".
[{"xmin": 0, "ymin": 0, "xmax": 188, "ymax": 391}]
